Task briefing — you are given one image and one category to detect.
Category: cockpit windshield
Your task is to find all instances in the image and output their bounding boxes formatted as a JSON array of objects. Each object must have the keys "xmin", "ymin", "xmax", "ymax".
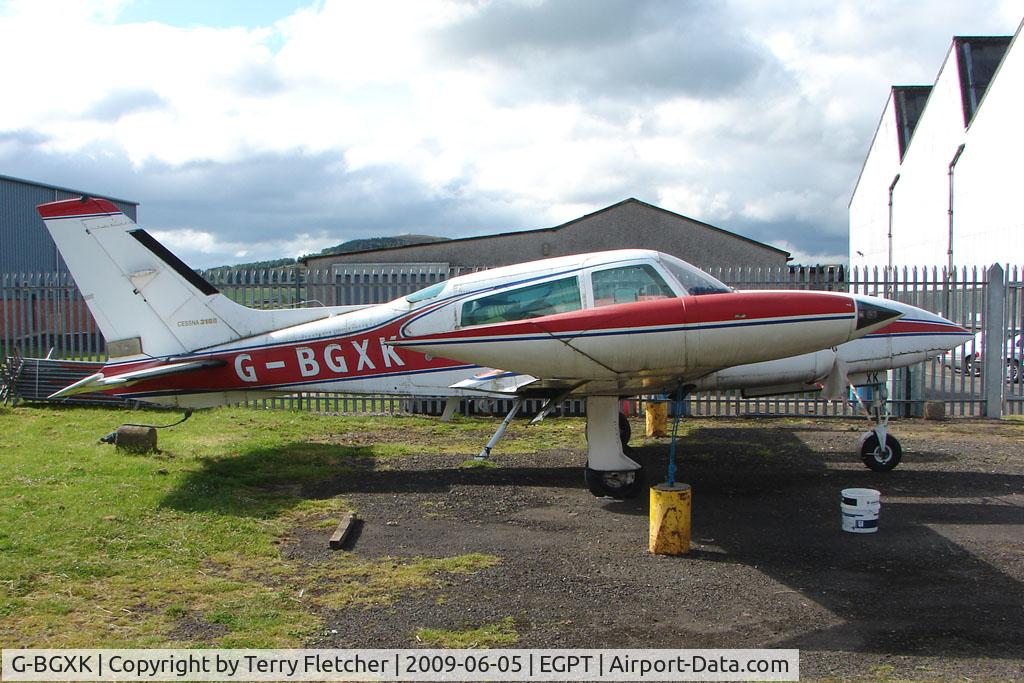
[
  {"xmin": 405, "ymin": 281, "xmax": 446, "ymax": 303},
  {"xmin": 658, "ymin": 255, "xmax": 732, "ymax": 296}
]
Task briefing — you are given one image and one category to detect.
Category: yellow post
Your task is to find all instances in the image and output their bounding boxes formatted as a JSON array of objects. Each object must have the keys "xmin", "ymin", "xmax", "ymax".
[
  {"xmin": 649, "ymin": 483, "xmax": 691, "ymax": 555},
  {"xmin": 645, "ymin": 400, "xmax": 668, "ymax": 437}
]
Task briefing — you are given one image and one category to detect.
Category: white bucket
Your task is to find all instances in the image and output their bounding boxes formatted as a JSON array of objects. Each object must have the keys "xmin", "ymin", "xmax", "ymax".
[
  {"xmin": 841, "ymin": 488, "xmax": 880, "ymax": 533},
  {"xmin": 841, "ymin": 487, "xmax": 880, "ymax": 507}
]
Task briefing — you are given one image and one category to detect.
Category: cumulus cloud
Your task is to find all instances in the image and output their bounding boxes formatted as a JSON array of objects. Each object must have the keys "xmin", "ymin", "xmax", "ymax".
[
  {"xmin": 0, "ymin": 132, "xmax": 525, "ymax": 267},
  {"xmin": 149, "ymin": 227, "xmax": 342, "ymax": 266},
  {"xmin": 85, "ymin": 88, "xmax": 170, "ymax": 121},
  {"xmin": 431, "ymin": 0, "xmax": 766, "ymax": 100},
  {"xmin": 0, "ymin": 0, "xmax": 1020, "ymax": 267}
]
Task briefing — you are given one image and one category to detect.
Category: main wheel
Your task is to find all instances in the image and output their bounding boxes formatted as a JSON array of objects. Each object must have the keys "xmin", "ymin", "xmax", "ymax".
[
  {"xmin": 1008, "ymin": 359, "xmax": 1020, "ymax": 384},
  {"xmin": 618, "ymin": 412, "xmax": 631, "ymax": 447},
  {"xmin": 585, "ymin": 466, "xmax": 645, "ymax": 499},
  {"xmin": 861, "ymin": 433, "xmax": 902, "ymax": 472}
]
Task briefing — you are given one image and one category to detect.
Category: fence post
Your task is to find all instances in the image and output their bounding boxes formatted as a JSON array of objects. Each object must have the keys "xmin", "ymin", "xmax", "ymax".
[
  {"xmin": 983, "ymin": 264, "xmax": 1006, "ymax": 418},
  {"xmin": 908, "ymin": 363, "xmax": 925, "ymax": 417}
]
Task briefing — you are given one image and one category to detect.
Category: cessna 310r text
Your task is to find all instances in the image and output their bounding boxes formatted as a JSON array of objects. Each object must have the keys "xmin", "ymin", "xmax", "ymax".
[{"xmin": 38, "ymin": 197, "xmax": 971, "ymax": 498}]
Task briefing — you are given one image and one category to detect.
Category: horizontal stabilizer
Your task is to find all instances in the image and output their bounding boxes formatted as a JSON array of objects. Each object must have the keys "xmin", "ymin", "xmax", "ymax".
[{"xmin": 49, "ymin": 359, "xmax": 225, "ymax": 398}]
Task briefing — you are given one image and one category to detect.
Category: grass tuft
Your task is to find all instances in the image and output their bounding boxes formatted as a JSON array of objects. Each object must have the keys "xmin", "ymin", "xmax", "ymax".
[{"xmin": 414, "ymin": 617, "xmax": 519, "ymax": 648}]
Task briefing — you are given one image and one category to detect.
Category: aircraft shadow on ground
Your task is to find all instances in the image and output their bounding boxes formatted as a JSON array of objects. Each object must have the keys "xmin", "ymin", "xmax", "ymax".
[
  {"xmin": 161, "ymin": 424, "xmax": 1023, "ymax": 659},
  {"xmin": 159, "ymin": 442, "xmax": 582, "ymax": 517},
  {"xmin": 645, "ymin": 426, "xmax": 1024, "ymax": 659}
]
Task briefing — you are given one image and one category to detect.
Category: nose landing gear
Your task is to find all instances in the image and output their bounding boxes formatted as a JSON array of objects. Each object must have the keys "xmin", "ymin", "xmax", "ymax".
[
  {"xmin": 852, "ymin": 379, "xmax": 903, "ymax": 472},
  {"xmin": 860, "ymin": 430, "xmax": 903, "ymax": 471}
]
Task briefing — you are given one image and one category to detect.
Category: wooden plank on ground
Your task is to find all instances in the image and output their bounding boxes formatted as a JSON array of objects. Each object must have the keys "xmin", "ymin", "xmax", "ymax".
[{"xmin": 329, "ymin": 512, "xmax": 358, "ymax": 550}]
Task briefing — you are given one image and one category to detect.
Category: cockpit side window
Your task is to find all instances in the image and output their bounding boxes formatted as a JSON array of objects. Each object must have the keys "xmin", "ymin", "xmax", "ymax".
[
  {"xmin": 659, "ymin": 257, "xmax": 732, "ymax": 296},
  {"xmin": 460, "ymin": 276, "xmax": 581, "ymax": 327},
  {"xmin": 591, "ymin": 264, "xmax": 675, "ymax": 308}
]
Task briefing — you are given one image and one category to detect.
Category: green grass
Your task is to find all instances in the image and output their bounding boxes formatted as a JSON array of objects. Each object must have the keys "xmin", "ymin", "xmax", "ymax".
[
  {"xmin": 0, "ymin": 406, "xmax": 560, "ymax": 648},
  {"xmin": 414, "ymin": 617, "xmax": 519, "ymax": 648}
]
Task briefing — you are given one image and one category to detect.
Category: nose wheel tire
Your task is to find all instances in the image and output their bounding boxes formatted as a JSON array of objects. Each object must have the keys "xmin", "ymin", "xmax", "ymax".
[
  {"xmin": 861, "ymin": 433, "xmax": 902, "ymax": 472},
  {"xmin": 585, "ymin": 465, "xmax": 645, "ymax": 499}
]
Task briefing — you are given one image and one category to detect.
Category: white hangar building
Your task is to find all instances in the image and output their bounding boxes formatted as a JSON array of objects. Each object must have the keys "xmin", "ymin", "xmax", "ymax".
[{"xmin": 849, "ymin": 22, "xmax": 1023, "ymax": 270}]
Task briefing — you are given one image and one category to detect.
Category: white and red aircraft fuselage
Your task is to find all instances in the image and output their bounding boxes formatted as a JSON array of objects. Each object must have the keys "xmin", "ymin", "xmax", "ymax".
[{"xmin": 37, "ymin": 198, "xmax": 970, "ymax": 497}]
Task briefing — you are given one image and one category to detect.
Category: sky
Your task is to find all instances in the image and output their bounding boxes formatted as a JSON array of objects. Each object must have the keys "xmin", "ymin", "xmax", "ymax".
[{"xmin": 1, "ymin": 0, "xmax": 1021, "ymax": 268}]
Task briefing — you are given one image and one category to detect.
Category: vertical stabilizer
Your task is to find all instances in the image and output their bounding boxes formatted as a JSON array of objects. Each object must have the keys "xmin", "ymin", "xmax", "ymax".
[{"xmin": 37, "ymin": 197, "xmax": 321, "ymax": 359}]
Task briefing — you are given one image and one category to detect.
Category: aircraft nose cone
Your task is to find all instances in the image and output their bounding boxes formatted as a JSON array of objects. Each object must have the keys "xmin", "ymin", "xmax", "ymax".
[{"xmin": 856, "ymin": 300, "xmax": 902, "ymax": 330}]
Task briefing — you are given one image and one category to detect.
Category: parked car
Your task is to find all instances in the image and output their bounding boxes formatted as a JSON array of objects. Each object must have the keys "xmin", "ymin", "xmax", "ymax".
[{"xmin": 949, "ymin": 331, "xmax": 1022, "ymax": 382}]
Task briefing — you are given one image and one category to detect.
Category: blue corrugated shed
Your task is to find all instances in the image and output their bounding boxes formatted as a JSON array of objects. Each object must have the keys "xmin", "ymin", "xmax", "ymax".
[{"xmin": 0, "ymin": 174, "xmax": 138, "ymax": 273}]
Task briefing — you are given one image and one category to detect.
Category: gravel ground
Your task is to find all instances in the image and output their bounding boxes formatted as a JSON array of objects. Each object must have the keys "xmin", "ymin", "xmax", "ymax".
[{"xmin": 298, "ymin": 417, "xmax": 1023, "ymax": 681}]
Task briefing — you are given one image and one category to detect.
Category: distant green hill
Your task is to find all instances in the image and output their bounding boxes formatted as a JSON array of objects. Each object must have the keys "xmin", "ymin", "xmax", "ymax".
[
  {"xmin": 212, "ymin": 234, "xmax": 449, "ymax": 270},
  {"xmin": 314, "ymin": 234, "xmax": 448, "ymax": 257}
]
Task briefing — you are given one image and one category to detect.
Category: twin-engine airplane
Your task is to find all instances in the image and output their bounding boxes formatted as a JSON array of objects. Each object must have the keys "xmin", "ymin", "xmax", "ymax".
[{"xmin": 37, "ymin": 198, "xmax": 971, "ymax": 498}]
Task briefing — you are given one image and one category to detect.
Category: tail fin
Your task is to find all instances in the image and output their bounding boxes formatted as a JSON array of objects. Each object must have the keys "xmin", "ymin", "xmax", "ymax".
[{"xmin": 37, "ymin": 198, "xmax": 336, "ymax": 360}]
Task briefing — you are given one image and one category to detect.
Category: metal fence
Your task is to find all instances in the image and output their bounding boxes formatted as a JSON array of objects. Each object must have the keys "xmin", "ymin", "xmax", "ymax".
[{"xmin": 2, "ymin": 264, "xmax": 1022, "ymax": 417}]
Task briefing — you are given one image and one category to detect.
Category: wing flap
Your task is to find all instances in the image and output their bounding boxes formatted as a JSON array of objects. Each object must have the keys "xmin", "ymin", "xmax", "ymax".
[{"xmin": 449, "ymin": 370, "xmax": 538, "ymax": 395}]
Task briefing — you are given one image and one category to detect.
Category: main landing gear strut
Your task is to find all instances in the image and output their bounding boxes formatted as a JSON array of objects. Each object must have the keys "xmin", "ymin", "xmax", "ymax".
[
  {"xmin": 584, "ymin": 395, "xmax": 644, "ymax": 499},
  {"xmin": 474, "ymin": 394, "xmax": 643, "ymax": 498},
  {"xmin": 852, "ymin": 381, "xmax": 903, "ymax": 472}
]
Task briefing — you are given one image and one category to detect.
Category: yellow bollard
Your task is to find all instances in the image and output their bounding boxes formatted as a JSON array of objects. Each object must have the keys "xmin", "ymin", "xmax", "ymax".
[
  {"xmin": 645, "ymin": 400, "xmax": 668, "ymax": 437},
  {"xmin": 649, "ymin": 483, "xmax": 691, "ymax": 555}
]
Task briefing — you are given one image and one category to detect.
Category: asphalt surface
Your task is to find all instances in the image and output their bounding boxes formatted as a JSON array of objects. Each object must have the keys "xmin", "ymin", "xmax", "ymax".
[{"xmin": 293, "ymin": 417, "xmax": 1023, "ymax": 681}]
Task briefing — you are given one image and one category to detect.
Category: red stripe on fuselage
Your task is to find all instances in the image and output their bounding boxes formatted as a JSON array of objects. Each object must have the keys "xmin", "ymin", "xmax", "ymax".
[
  {"xmin": 97, "ymin": 318, "xmax": 467, "ymax": 395},
  {"xmin": 91, "ymin": 292, "xmax": 863, "ymax": 396},
  {"xmin": 402, "ymin": 291, "xmax": 854, "ymax": 342},
  {"xmin": 872, "ymin": 320, "xmax": 969, "ymax": 336}
]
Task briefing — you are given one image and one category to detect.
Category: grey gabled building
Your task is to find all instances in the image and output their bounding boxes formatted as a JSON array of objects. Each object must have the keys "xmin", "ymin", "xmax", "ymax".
[
  {"xmin": 1, "ymin": 174, "xmax": 138, "ymax": 273},
  {"xmin": 303, "ymin": 197, "xmax": 789, "ymax": 272},
  {"xmin": 300, "ymin": 198, "xmax": 790, "ymax": 307}
]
